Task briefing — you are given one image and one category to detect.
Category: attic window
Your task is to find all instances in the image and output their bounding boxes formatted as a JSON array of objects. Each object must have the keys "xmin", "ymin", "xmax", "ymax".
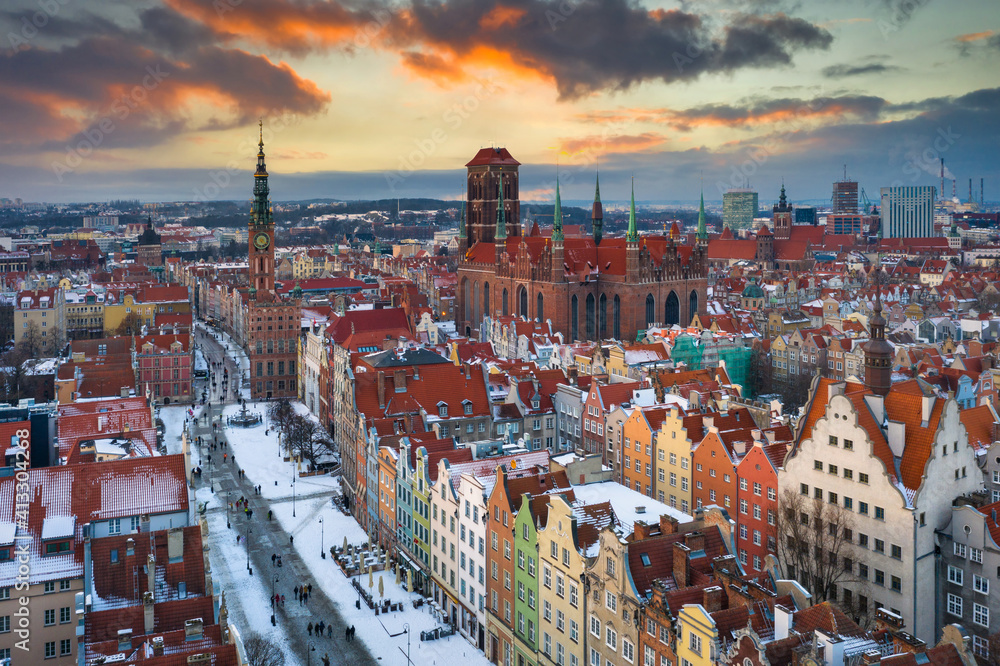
[
  {"xmin": 438, "ymin": 403, "xmax": 448, "ymax": 418},
  {"xmin": 640, "ymin": 553, "xmax": 651, "ymax": 567},
  {"xmin": 463, "ymin": 400, "xmax": 473, "ymax": 415},
  {"xmin": 532, "ymin": 398, "xmax": 540, "ymax": 409}
]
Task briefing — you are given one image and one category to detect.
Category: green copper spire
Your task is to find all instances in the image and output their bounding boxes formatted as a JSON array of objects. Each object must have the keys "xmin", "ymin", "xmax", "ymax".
[
  {"xmin": 552, "ymin": 177, "xmax": 564, "ymax": 242},
  {"xmin": 592, "ymin": 172, "xmax": 603, "ymax": 245},
  {"xmin": 696, "ymin": 188, "xmax": 708, "ymax": 241},
  {"xmin": 251, "ymin": 119, "xmax": 271, "ymax": 229},
  {"xmin": 627, "ymin": 177, "xmax": 638, "ymax": 241},
  {"xmin": 495, "ymin": 177, "xmax": 507, "ymax": 240}
]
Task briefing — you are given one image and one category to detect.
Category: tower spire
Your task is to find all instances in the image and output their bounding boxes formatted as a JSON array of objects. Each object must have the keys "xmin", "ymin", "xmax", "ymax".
[
  {"xmin": 627, "ymin": 177, "xmax": 638, "ymax": 242},
  {"xmin": 459, "ymin": 184, "xmax": 467, "ymax": 239},
  {"xmin": 495, "ymin": 178, "xmax": 507, "ymax": 241},
  {"xmin": 591, "ymin": 171, "xmax": 603, "ymax": 245},
  {"xmin": 252, "ymin": 119, "xmax": 270, "ymax": 227},
  {"xmin": 863, "ymin": 253, "xmax": 892, "ymax": 396},
  {"xmin": 552, "ymin": 176, "xmax": 564, "ymax": 242},
  {"xmin": 696, "ymin": 187, "xmax": 708, "ymax": 244}
]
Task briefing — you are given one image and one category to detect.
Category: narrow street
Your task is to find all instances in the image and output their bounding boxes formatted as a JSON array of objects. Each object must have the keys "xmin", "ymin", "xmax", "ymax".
[{"xmin": 191, "ymin": 326, "xmax": 377, "ymax": 666}]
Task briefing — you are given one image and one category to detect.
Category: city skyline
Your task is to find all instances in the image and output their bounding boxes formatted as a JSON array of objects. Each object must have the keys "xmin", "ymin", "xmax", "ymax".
[{"xmin": 0, "ymin": 0, "xmax": 997, "ymax": 203}]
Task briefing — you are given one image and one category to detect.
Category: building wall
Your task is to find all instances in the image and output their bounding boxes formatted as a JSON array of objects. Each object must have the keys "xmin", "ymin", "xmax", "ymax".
[
  {"xmin": 487, "ymin": 470, "xmax": 517, "ymax": 666},
  {"xmin": 512, "ymin": 495, "xmax": 539, "ymax": 666},
  {"xmin": 0, "ymin": 579, "xmax": 81, "ymax": 662},
  {"xmin": 734, "ymin": 444, "xmax": 778, "ymax": 575},
  {"xmin": 881, "ymin": 186, "xmax": 935, "ymax": 238},
  {"xmin": 537, "ymin": 496, "xmax": 585, "ymax": 666},
  {"xmin": 622, "ymin": 410, "xmax": 655, "ymax": 497},
  {"xmin": 691, "ymin": 430, "xmax": 735, "ymax": 513},
  {"xmin": 247, "ymin": 300, "xmax": 299, "ymax": 399},
  {"xmin": 654, "ymin": 410, "xmax": 695, "ymax": 514}
]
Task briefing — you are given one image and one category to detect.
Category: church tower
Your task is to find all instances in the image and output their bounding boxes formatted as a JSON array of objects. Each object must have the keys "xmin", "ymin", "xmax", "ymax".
[
  {"xmin": 466, "ymin": 147, "xmax": 520, "ymax": 244},
  {"xmin": 625, "ymin": 179, "xmax": 640, "ymax": 282},
  {"xmin": 772, "ymin": 183, "xmax": 792, "ymax": 240},
  {"xmin": 863, "ymin": 260, "xmax": 893, "ymax": 395},
  {"xmin": 248, "ymin": 121, "xmax": 275, "ymax": 299},
  {"xmin": 551, "ymin": 177, "xmax": 565, "ymax": 282},
  {"xmin": 696, "ymin": 189, "xmax": 708, "ymax": 247}
]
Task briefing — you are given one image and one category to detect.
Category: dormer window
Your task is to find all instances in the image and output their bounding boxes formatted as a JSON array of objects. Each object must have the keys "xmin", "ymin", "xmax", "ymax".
[
  {"xmin": 463, "ymin": 400, "xmax": 473, "ymax": 415},
  {"xmin": 531, "ymin": 397, "xmax": 540, "ymax": 410},
  {"xmin": 438, "ymin": 402, "xmax": 448, "ymax": 418}
]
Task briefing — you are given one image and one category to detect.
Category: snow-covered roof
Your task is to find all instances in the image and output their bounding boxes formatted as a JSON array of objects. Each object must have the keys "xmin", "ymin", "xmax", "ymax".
[
  {"xmin": 0, "ymin": 522, "xmax": 15, "ymax": 546},
  {"xmin": 41, "ymin": 516, "xmax": 75, "ymax": 541},
  {"xmin": 572, "ymin": 481, "xmax": 692, "ymax": 536}
]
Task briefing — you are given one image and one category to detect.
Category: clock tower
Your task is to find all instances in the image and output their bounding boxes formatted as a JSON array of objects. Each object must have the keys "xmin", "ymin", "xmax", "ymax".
[
  {"xmin": 249, "ymin": 121, "xmax": 275, "ymax": 298},
  {"xmin": 246, "ymin": 121, "xmax": 300, "ymax": 400}
]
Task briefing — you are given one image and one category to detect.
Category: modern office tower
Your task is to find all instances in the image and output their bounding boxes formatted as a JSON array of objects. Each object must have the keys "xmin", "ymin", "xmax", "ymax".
[
  {"xmin": 794, "ymin": 206, "xmax": 817, "ymax": 225},
  {"xmin": 722, "ymin": 188, "xmax": 758, "ymax": 230},
  {"xmin": 832, "ymin": 179, "xmax": 859, "ymax": 214},
  {"xmin": 880, "ymin": 186, "xmax": 936, "ymax": 238}
]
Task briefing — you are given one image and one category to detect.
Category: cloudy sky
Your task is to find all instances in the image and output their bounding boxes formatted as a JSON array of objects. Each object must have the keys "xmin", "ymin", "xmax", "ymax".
[{"xmin": 1, "ymin": 0, "xmax": 997, "ymax": 205}]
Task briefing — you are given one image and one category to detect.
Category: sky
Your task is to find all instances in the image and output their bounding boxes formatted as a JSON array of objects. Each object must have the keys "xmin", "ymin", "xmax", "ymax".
[{"xmin": 1, "ymin": 0, "xmax": 998, "ymax": 205}]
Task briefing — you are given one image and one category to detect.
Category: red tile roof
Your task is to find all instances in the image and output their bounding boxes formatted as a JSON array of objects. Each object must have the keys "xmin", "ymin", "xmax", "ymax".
[{"xmin": 466, "ymin": 147, "xmax": 521, "ymax": 167}]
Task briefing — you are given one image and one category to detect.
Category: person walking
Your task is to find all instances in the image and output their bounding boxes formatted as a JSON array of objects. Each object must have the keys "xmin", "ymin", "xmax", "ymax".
[
  {"xmin": 318, "ymin": 621, "xmax": 325, "ymax": 636},
  {"xmin": 326, "ymin": 625, "xmax": 332, "ymax": 638},
  {"xmin": 307, "ymin": 623, "xmax": 313, "ymax": 636},
  {"xmin": 322, "ymin": 654, "xmax": 330, "ymax": 666},
  {"xmin": 307, "ymin": 583, "xmax": 313, "ymax": 595},
  {"xmin": 280, "ymin": 595, "xmax": 285, "ymax": 607},
  {"xmin": 268, "ymin": 510, "xmax": 272, "ymax": 521},
  {"xmin": 290, "ymin": 535, "xmax": 294, "ymax": 545},
  {"xmin": 271, "ymin": 553, "xmax": 276, "ymax": 566}
]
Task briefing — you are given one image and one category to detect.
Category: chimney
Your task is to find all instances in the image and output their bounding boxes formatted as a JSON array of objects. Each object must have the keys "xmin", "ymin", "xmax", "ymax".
[
  {"xmin": 146, "ymin": 554, "xmax": 156, "ymax": 599},
  {"xmin": 167, "ymin": 528, "xmax": 183, "ymax": 563},
  {"xmin": 887, "ymin": 420, "xmax": 905, "ymax": 458},
  {"xmin": 152, "ymin": 636, "xmax": 164, "ymax": 657},
  {"xmin": 774, "ymin": 604, "xmax": 792, "ymax": 640},
  {"xmin": 685, "ymin": 531, "xmax": 706, "ymax": 552},
  {"xmin": 377, "ymin": 371, "xmax": 385, "ymax": 409},
  {"xmin": 184, "ymin": 618, "xmax": 204, "ymax": 641},
  {"xmin": 921, "ymin": 395, "xmax": 935, "ymax": 424},
  {"xmin": 126, "ymin": 538, "xmax": 135, "ymax": 557},
  {"xmin": 673, "ymin": 542, "xmax": 690, "ymax": 588},
  {"xmin": 465, "ymin": 364, "xmax": 472, "ymax": 380},
  {"xmin": 143, "ymin": 591, "xmax": 155, "ymax": 634},
  {"xmin": 634, "ymin": 520, "xmax": 652, "ymax": 541},
  {"xmin": 659, "ymin": 514, "xmax": 679, "ymax": 535},
  {"xmin": 121, "ymin": 386, "xmax": 129, "ymax": 398},
  {"xmin": 394, "ymin": 368, "xmax": 407, "ymax": 392},
  {"xmin": 702, "ymin": 586, "xmax": 724, "ymax": 613},
  {"xmin": 117, "ymin": 629, "xmax": 133, "ymax": 652}
]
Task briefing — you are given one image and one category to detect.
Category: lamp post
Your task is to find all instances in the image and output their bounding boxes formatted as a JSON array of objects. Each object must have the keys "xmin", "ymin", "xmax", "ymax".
[
  {"xmin": 227, "ymin": 491, "xmax": 231, "ymax": 529},
  {"xmin": 246, "ymin": 524, "xmax": 253, "ymax": 576},
  {"xmin": 306, "ymin": 645, "xmax": 315, "ymax": 666},
  {"xmin": 390, "ymin": 623, "xmax": 411, "ymax": 665},
  {"xmin": 292, "ymin": 476, "xmax": 296, "ymax": 518},
  {"xmin": 271, "ymin": 574, "xmax": 279, "ymax": 626},
  {"xmin": 319, "ymin": 517, "xmax": 325, "ymax": 559}
]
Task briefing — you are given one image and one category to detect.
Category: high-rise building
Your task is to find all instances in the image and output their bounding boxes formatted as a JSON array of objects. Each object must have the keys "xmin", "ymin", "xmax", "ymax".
[
  {"xmin": 246, "ymin": 122, "xmax": 300, "ymax": 399},
  {"xmin": 722, "ymin": 189, "xmax": 758, "ymax": 230},
  {"xmin": 880, "ymin": 186, "xmax": 936, "ymax": 238},
  {"xmin": 832, "ymin": 179, "xmax": 859, "ymax": 214}
]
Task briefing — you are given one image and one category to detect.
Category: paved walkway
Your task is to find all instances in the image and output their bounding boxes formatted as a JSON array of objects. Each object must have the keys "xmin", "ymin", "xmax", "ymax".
[{"xmin": 192, "ymin": 328, "xmax": 376, "ymax": 666}]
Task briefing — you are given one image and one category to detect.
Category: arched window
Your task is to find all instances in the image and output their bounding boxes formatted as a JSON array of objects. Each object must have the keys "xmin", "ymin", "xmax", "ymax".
[
  {"xmin": 483, "ymin": 282, "xmax": 490, "ymax": 318},
  {"xmin": 599, "ymin": 294, "xmax": 607, "ymax": 339},
  {"xmin": 585, "ymin": 294, "xmax": 595, "ymax": 341},
  {"xmin": 665, "ymin": 291, "xmax": 679, "ymax": 327},
  {"xmin": 537, "ymin": 293, "xmax": 544, "ymax": 322},
  {"xmin": 645, "ymin": 294, "xmax": 655, "ymax": 326},
  {"xmin": 689, "ymin": 290, "xmax": 699, "ymax": 324},
  {"xmin": 571, "ymin": 295, "xmax": 579, "ymax": 341},
  {"xmin": 613, "ymin": 295, "xmax": 621, "ymax": 340},
  {"xmin": 473, "ymin": 281, "xmax": 480, "ymax": 324},
  {"xmin": 462, "ymin": 279, "xmax": 471, "ymax": 323},
  {"xmin": 519, "ymin": 287, "xmax": 528, "ymax": 318},
  {"xmin": 502, "ymin": 288, "xmax": 508, "ymax": 315}
]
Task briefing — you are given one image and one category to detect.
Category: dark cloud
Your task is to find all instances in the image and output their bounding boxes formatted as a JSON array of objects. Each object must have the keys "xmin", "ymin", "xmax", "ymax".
[
  {"xmin": 822, "ymin": 61, "xmax": 904, "ymax": 78},
  {"xmin": 0, "ymin": 6, "xmax": 330, "ymax": 154},
  {"xmin": 164, "ymin": 0, "xmax": 833, "ymax": 100}
]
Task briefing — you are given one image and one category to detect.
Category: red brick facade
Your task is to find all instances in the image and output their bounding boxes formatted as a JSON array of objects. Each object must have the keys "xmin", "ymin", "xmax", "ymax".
[{"xmin": 455, "ymin": 148, "xmax": 707, "ymax": 342}]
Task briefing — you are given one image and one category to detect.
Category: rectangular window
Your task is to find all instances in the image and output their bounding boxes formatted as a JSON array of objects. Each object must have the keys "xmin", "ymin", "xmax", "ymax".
[
  {"xmin": 974, "ymin": 574, "xmax": 989, "ymax": 595},
  {"xmin": 948, "ymin": 566, "xmax": 964, "ymax": 585},
  {"xmin": 45, "ymin": 642, "xmax": 56, "ymax": 659},
  {"xmin": 874, "ymin": 506, "xmax": 885, "ymax": 520},
  {"xmin": 974, "ymin": 603, "xmax": 990, "ymax": 628}
]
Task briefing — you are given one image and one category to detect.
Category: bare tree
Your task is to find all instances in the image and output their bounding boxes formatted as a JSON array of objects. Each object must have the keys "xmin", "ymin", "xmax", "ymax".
[
  {"xmin": 116, "ymin": 312, "xmax": 144, "ymax": 336},
  {"xmin": 243, "ymin": 634, "xmax": 285, "ymax": 666},
  {"xmin": 268, "ymin": 399, "xmax": 296, "ymax": 434},
  {"xmin": 284, "ymin": 413, "xmax": 335, "ymax": 468},
  {"xmin": 17, "ymin": 321, "xmax": 42, "ymax": 358},
  {"xmin": 773, "ymin": 487, "xmax": 873, "ymax": 627}
]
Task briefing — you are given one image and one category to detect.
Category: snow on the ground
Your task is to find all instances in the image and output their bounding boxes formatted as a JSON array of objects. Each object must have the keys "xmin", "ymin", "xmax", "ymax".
[
  {"xmin": 272, "ymin": 497, "xmax": 491, "ymax": 666},
  {"xmin": 196, "ymin": 485, "xmax": 301, "ymax": 666},
  {"xmin": 158, "ymin": 404, "xmax": 203, "ymax": 455},
  {"xmin": 221, "ymin": 404, "xmax": 341, "ymax": 501}
]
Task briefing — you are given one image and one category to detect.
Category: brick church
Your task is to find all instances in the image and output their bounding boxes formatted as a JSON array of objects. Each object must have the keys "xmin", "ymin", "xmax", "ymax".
[
  {"xmin": 246, "ymin": 123, "xmax": 300, "ymax": 399},
  {"xmin": 455, "ymin": 147, "xmax": 708, "ymax": 342}
]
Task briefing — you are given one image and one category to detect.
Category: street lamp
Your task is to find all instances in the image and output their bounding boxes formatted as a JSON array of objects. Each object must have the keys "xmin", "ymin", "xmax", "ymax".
[
  {"xmin": 246, "ymin": 524, "xmax": 253, "ymax": 576},
  {"xmin": 271, "ymin": 574, "xmax": 279, "ymax": 626},
  {"xmin": 227, "ymin": 491, "xmax": 231, "ymax": 529},
  {"xmin": 390, "ymin": 623, "xmax": 411, "ymax": 665},
  {"xmin": 292, "ymin": 477, "xmax": 296, "ymax": 518},
  {"xmin": 319, "ymin": 517, "xmax": 325, "ymax": 559},
  {"xmin": 306, "ymin": 645, "xmax": 316, "ymax": 666}
]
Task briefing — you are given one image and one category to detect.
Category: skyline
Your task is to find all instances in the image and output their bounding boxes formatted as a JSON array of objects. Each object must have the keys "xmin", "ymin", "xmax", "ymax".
[{"xmin": 1, "ymin": 0, "xmax": 998, "ymax": 203}]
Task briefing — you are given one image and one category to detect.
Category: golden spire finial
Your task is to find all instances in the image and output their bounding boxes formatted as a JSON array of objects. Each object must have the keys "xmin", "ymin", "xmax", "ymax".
[{"xmin": 258, "ymin": 118, "xmax": 263, "ymax": 147}]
